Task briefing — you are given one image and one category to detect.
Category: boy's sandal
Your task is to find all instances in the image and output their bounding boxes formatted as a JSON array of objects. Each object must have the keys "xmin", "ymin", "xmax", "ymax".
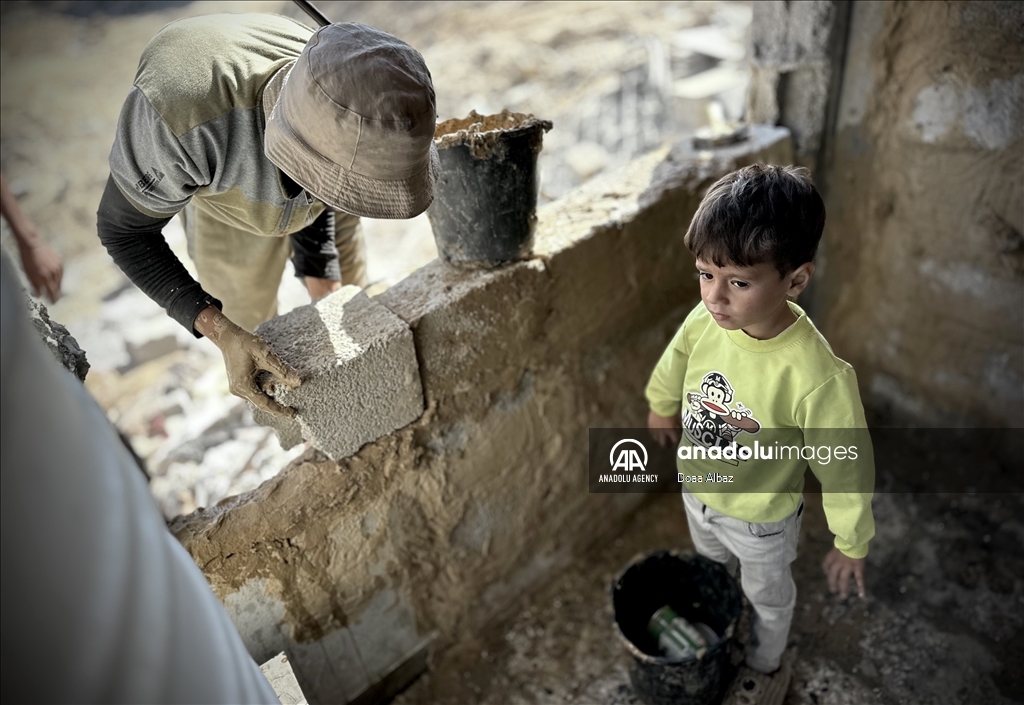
[{"xmin": 722, "ymin": 647, "xmax": 795, "ymax": 705}]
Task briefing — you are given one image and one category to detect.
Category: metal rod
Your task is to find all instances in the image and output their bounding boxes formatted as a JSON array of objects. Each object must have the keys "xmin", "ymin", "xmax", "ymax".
[{"xmin": 292, "ymin": 0, "xmax": 331, "ymax": 27}]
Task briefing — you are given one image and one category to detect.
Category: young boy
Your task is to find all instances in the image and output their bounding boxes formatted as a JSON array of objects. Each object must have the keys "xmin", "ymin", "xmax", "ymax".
[{"xmin": 645, "ymin": 164, "xmax": 875, "ymax": 676}]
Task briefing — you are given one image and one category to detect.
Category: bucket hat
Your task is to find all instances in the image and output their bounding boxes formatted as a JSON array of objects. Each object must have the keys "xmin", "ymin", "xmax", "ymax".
[{"xmin": 263, "ymin": 23, "xmax": 439, "ymax": 219}]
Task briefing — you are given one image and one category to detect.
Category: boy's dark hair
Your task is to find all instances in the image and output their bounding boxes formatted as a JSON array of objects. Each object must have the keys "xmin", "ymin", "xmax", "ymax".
[{"xmin": 684, "ymin": 164, "xmax": 825, "ymax": 276}]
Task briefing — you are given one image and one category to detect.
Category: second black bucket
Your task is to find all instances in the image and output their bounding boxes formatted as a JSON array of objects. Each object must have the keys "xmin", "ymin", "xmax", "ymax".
[
  {"xmin": 611, "ymin": 550, "xmax": 742, "ymax": 705},
  {"xmin": 428, "ymin": 110, "xmax": 552, "ymax": 267}
]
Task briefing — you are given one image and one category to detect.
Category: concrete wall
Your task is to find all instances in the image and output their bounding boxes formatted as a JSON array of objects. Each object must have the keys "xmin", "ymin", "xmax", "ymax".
[
  {"xmin": 169, "ymin": 127, "xmax": 792, "ymax": 704},
  {"xmin": 811, "ymin": 1, "xmax": 1024, "ymax": 427},
  {"xmin": 746, "ymin": 0, "xmax": 851, "ymax": 171}
]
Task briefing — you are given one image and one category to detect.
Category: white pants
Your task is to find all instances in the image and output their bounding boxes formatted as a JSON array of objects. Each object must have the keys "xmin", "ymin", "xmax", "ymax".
[{"xmin": 681, "ymin": 490, "xmax": 803, "ymax": 673}]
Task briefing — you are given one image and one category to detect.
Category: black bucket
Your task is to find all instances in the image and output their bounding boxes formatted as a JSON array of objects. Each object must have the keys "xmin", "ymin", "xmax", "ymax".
[
  {"xmin": 427, "ymin": 110, "xmax": 552, "ymax": 267},
  {"xmin": 611, "ymin": 551, "xmax": 742, "ymax": 705}
]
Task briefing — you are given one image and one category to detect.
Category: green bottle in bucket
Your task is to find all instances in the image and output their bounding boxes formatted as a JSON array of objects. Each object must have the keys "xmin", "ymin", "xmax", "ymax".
[{"xmin": 647, "ymin": 606, "xmax": 717, "ymax": 660}]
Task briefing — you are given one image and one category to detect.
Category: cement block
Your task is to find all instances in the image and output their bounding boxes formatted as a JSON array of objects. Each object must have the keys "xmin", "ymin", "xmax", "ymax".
[
  {"xmin": 251, "ymin": 286, "xmax": 423, "ymax": 460},
  {"xmin": 746, "ymin": 0, "xmax": 850, "ymax": 166},
  {"xmin": 259, "ymin": 653, "xmax": 308, "ymax": 705},
  {"xmin": 377, "ymin": 258, "xmax": 551, "ymax": 420}
]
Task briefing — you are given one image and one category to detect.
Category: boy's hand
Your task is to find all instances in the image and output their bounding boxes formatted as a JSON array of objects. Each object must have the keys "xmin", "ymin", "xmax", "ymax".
[
  {"xmin": 823, "ymin": 547, "xmax": 866, "ymax": 599},
  {"xmin": 647, "ymin": 410, "xmax": 681, "ymax": 448}
]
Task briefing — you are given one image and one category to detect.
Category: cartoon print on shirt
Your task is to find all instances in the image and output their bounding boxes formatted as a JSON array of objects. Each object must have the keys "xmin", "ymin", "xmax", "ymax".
[{"xmin": 682, "ymin": 371, "xmax": 761, "ymax": 462}]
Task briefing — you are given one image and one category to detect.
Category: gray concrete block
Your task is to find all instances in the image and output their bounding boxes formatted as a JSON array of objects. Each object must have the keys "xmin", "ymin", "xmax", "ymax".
[
  {"xmin": 251, "ymin": 286, "xmax": 424, "ymax": 460},
  {"xmin": 259, "ymin": 653, "xmax": 308, "ymax": 705},
  {"xmin": 746, "ymin": 0, "xmax": 850, "ymax": 168}
]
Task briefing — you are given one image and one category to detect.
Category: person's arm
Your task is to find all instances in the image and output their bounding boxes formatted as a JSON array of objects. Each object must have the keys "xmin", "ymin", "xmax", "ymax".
[
  {"xmin": 98, "ymin": 178, "xmax": 300, "ymax": 417},
  {"xmin": 0, "ymin": 173, "xmax": 63, "ymax": 303},
  {"xmin": 103, "ymin": 87, "xmax": 301, "ymax": 416},
  {"xmin": 289, "ymin": 208, "xmax": 341, "ymax": 300},
  {"xmin": 645, "ymin": 319, "xmax": 692, "ymax": 447},
  {"xmin": 97, "ymin": 175, "xmax": 215, "ymax": 333},
  {"xmin": 799, "ymin": 369, "xmax": 876, "ymax": 598}
]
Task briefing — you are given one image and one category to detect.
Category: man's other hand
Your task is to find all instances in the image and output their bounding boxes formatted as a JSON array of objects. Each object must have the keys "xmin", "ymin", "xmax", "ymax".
[
  {"xmin": 304, "ymin": 276, "xmax": 341, "ymax": 301},
  {"xmin": 822, "ymin": 547, "xmax": 867, "ymax": 599},
  {"xmin": 193, "ymin": 306, "xmax": 302, "ymax": 418},
  {"xmin": 647, "ymin": 409, "xmax": 681, "ymax": 448}
]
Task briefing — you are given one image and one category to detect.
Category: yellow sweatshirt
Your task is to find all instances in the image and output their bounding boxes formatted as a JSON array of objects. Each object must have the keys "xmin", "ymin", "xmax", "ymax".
[{"xmin": 646, "ymin": 301, "xmax": 875, "ymax": 558}]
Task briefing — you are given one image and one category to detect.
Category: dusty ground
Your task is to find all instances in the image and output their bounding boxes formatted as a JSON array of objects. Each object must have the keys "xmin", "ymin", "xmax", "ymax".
[
  {"xmin": 0, "ymin": 0, "xmax": 748, "ymax": 517},
  {"xmin": 395, "ymin": 467, "xmax": 1024, "ymax": 705}
]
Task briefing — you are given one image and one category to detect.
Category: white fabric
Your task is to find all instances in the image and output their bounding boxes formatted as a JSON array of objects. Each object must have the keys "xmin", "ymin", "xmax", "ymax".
[
  {"xmin": 0, "ymin": 253, "xmax": 279, "ymax": 704},
  {"xmin": 681, "ymin": 488, "xmax": 802, "ymax": 673}
]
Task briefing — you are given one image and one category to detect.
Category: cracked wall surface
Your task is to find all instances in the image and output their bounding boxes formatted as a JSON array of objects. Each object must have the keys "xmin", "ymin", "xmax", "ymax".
[
  {"xmin": 811, "ymin": 0, "xmax": 1024, "ymax": 428},
  {"xmin": 169, "ymin": 127, "xmax": 792, "ymax": 704}
]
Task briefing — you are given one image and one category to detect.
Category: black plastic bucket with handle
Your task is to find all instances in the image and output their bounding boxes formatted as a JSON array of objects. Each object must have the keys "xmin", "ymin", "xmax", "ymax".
[
  {"xmin": 611, "ymin": 550, "xmax": 742, "ymax": 705},
  {"xmin": 427, "ymin": 110, "xmax": 552, "ymax": 267}
]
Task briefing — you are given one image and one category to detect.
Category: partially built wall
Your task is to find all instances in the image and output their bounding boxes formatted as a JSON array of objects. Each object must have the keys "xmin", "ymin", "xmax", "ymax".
[
  {"xmin": 169, "ymin": 128, "xmax": 791, "ymax": 704},
  {"xmin": 167, "ymin": 2, "xmax": 1023, "ymax": 702}
]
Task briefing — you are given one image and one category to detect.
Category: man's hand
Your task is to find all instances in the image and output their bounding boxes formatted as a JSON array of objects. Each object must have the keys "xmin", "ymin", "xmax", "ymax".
[
  {"xmin": 193, "ymin": 306, "xmax": 302, "ymax": 418},
  {"xmin": 822, "ymin": 547, "xmax": 866, "ymax": 599},
  {"xmin": 304, "ymin": 276, "xmax": 341, "ymax": 302},
  {"xmin": 19, "ymin": 240, "xmax": 63, "ymax": 303},
  {"xmin": 647, "ymin": 409, "xmax": 681, "ymax": 448}
]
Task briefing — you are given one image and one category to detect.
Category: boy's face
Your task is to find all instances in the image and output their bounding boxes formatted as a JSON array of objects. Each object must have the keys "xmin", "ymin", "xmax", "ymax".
[{"xmin": 696, "ymin": 258, "xmax": 814, "ymax": 340}]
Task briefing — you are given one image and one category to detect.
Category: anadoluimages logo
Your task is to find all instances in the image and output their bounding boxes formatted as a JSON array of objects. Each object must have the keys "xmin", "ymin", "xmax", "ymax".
[
  {"xmin": 609, "ymin": 438, "xmax": 648, "ymax": 472},
  {"xmin": 590, "ymin": 430, "xmax": 674, "ymax": 491}
]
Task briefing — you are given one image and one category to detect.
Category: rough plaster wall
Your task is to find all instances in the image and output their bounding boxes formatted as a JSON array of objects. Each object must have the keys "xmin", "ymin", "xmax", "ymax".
[
  {"xmin": 169, "ymin": 129, "xmax": 792, "ymax": 704},
  {"xmin": 815, "ymin": 0, "xmax": 1024, "ymax": 427}
]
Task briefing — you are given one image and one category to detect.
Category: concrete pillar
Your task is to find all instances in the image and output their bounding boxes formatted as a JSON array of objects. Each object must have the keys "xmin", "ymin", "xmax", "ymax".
[{"xmin": 746, "ymin": 0, "xmax": 851, "ymax": 177}]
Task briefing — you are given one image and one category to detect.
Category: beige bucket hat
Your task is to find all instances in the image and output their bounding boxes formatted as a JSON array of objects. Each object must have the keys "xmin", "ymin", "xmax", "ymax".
[{"xmin": 264, "ymin": 23, "xmax": 439, "ymax": 219}]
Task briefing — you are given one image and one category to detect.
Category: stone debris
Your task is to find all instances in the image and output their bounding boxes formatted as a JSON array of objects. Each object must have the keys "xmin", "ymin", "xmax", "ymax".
[
  {"xmin": 672, "ymin": 65, "xmax": 749, "ymax": 100},
  {"xmin": 673, "ymin": 24, "xmax": 748, "ymax": 62},
  {"xmin": 120, "ymin": 313, "xmax": 192, "ymax": 372},
  {"xmin": 565, "ymin": 141, "xmax": 611, "ymax": 181},
  {"xmin": 25, "ymin": 294, "xmax": 90, "ymax": 381}
]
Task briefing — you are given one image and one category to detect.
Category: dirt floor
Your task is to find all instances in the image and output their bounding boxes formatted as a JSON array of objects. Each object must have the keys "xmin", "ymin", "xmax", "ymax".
[{"xmin": 395, "ymin": 469, "xmax": 1024, "ymax": 705}]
